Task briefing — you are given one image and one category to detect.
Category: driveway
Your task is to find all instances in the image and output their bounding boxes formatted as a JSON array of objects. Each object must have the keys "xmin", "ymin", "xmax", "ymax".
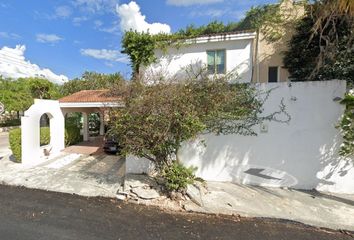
[
  {"xmin": 184, "ymin": 181, "xmax": 354, "ymax": 231},
  {"xmin": 0, "ymin": 185, "xmax": 352, "ymax": 240},
  {"xmin": 0, "ymin": 132, "xmax": 11, "ymax": 157},
  {"xmin": 0, "ymin": 153, "xmax": 125, "ymax": 197}
]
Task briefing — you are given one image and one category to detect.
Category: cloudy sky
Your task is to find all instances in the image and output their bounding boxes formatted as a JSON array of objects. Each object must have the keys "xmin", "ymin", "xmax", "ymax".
[{"xmin": 0, "ymin": 0, "xmax": 278, "ymax": 82}]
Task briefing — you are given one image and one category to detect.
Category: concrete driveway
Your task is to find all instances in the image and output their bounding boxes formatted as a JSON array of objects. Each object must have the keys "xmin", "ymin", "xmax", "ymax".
[
  {"xmin": 0, "ymin": 132, "xmax": 11, "ymax": 158},
  {"xmin": 184, "ymin": 181, "xmax": 354, "ymax": 231},
  {"xmin": 0, "ymin": 152, "xmax": 125, "ymax": 197}
]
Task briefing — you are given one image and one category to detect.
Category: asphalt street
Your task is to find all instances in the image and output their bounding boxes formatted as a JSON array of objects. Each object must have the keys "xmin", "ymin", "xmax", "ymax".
[{"xmin": 0, "ymin": 185, "xmax": 352, "ymax": 240}]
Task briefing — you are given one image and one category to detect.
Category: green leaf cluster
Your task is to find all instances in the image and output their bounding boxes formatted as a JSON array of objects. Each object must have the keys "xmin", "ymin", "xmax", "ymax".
[
  {"xmin": 0, "ymin": 77, "xmax": 61, "ymax": 113},
  {"xmin": 339, "ymin": 93, "xmax": 354, "ymax": 156},
  {"xmin": 284, "ymin": 4, "xmax": 354, "ymax": 83},
  {"xmin": 60, "ymin": 71, "xmax": 124, "ymax": 96},
  {"xmin": 110, "ymin": 72, "xmax": 290, "ymax": 166},
  {"xmin": 161, "ymin": 161, "xmax": 196, "ymax": 192}
]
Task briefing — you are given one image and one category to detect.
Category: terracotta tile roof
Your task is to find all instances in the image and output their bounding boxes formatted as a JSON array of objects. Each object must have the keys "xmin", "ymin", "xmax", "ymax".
[{"xmin": 59, "ymin": 90, "xmax": 121, "ymax": 103}]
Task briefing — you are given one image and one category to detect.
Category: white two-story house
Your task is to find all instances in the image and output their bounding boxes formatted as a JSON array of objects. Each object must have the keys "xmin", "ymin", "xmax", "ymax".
[
  {"xmin": 143, "ymin": 31, "xmax": 257, "ymax": 83},
  {"xmin": 143, "ymin": 1, "xmax": 304, "ymax": 84}
]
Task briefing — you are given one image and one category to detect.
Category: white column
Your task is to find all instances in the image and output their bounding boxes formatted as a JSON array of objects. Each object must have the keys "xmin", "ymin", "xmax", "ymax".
[
  {"xmin": 99, "ymin": 111, "xmax": 105, "ymax": 136},
  {"xmin": 82, "ymin": 112, "xmax": 89, "ymax": 141}
]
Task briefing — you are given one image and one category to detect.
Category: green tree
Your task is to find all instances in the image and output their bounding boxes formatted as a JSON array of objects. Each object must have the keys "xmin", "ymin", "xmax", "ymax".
[
  {"xmin": 0, "ymin": 78, "xmax": 33, "ymax": 112},
  {"xmin": 111, "ymin": 73, "xmax": 289, "ymax": 168},
  {"xmin": 338, "ymin": 93, "xmax": 354, "ymax": 157},
  {"xmin": 0, "ymin": 77, "xmax": 62, "ymax": 113},
  {"xmin": 284, "ymin": 6, "xmax": 353, "ymax": 83},
  {"xmin": 60, "ymin": 71, "xmax": 124, "ymax": 96},
  {"xmin": 308, "ymin": 0, "xmax": 353, "ymax": 77},
  {"xmin": 27, "ymin": 78, "xmax": 61, "ymax": 99},
  {"xmin": 121, "ymin": 31, "xmax": 157, "ymax": 79}
]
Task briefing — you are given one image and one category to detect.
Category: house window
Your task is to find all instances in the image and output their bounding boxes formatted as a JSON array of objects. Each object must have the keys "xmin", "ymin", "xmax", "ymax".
[
  {"xmin": 268, "ymin": 66, "xmax": 279, "ymax": 82},
  {"xmin": 207, "ymin": 50, "xmax": 226, "ymax": 74}
]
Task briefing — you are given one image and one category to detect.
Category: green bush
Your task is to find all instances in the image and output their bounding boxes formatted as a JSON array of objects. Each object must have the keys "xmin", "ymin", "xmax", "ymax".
[
  {"xmin": 65, "ymin": 125, "xmax": 82, "ymax": 146},
  {"xmin": 0, "ymin": 119, "xmax": 21, "ymax": 127},
  {"xmin": 40, "ymin": 127, "xmax": 50, "ymax": 146},
  {"xmin": 9, "ymin": 125, "xmax": 82, "ymax": 163},
  {"xmin": 9, "ymin": 128, "xmax": 21, "ymax": 163},
  {"xmin": 161, "ymin": 162, "xmax": 196, "ymax": 192}
]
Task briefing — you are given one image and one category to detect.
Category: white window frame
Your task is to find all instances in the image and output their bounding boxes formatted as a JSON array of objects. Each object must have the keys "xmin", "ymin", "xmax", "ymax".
[{"xmin": 206, "ymin": 49, "xmax": 227, "ymax": 75}]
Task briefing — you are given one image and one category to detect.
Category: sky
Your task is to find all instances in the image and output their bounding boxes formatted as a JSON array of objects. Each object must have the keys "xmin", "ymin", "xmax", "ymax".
[{"xmin": 0, "ymin": 0, "xmax": 278, "ymax": 83}]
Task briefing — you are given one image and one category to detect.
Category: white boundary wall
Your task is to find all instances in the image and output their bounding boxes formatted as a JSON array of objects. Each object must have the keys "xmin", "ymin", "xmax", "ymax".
[{"xmin": 127, "ymin": 80, "xmax": 354, "ymax": 194}]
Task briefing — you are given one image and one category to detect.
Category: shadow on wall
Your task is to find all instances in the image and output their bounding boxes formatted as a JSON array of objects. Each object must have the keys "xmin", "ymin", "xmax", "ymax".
[
  {"xmin": 144, "ymin": 39, "xmax": 253, "ymax": 83},
  {"xmin": 144, "ymin": 58, "xmax": 251, "ymax": 84},
  {"xmin": 178, "ymin": 80, "xmax": 353, "ymax": 194},
  {"xmin": 179, "ymin": 136, "xmax": 299, "ymax": 188},
  {"xmin": 315, "ymin": 132, "xmax": 354, "ymax": 193},
  {"xmin": 142, "ymin": 52, "xmax": 183, "ymax": 83}
]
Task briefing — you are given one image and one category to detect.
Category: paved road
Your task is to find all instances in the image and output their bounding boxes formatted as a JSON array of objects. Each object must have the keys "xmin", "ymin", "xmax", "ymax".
[
  {"xmin": 0, "ymin": 132, "xmax": 10, "ymax": 157},
  {"xmin": 0, "ymin": 185, "xmax": 352, "ymax": 240}
]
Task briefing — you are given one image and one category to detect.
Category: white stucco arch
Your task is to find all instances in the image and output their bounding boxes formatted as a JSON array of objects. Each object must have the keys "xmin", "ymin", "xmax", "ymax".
[{"xmin": 21, "ymin": 99, "xmax": 65, "ymax": 165}]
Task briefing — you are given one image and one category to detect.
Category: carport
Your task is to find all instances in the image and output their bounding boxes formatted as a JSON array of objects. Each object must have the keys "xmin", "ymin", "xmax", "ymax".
[
  {"xmin": 59, "ymin": 90, "xmax": 123, "ymax": 141},
  {"xmin": 21, "ymin": 90, "xmax": 123, "ymax": 165}
]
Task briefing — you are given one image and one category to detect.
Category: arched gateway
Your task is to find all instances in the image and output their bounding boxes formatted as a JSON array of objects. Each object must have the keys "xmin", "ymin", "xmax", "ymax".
[{"xmin": 21, "ymin": 99, "xmax": 65, "ymax": 165}]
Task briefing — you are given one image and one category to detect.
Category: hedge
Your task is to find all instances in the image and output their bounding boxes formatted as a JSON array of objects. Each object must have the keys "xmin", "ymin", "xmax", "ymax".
[
  {"xmin": 65, "ymin": 125, "xmax": 82, "ymax": 146},
  {"xmin": 9, "ymin": 128, "xmax": 22, "ymax": 163},
  {"xmin": 9, "ymin": 126, "xmax": 82, "ymax": 163},
  {"xmin": 0, "ymin": 119, "xmax": 21, "ymax": 127}
]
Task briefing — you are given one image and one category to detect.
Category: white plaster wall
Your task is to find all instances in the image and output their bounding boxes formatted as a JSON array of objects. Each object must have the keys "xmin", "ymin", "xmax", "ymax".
[
  {"xmin": 144, "ymin": 39, "xmax": 253, "ymax": 83},
  {"xmin": 21, "ymin": 99, "xmax": 65, "ymax": 166},
  {"xmin": 178, "ymin": 80, "xmax": 354, "ymax": 194}
]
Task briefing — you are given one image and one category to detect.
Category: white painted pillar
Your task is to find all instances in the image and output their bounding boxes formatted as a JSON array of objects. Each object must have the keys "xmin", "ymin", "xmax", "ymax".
[
  {"xmin": 82, "ymin": 112, "xmax": 89, "ymax": 141},
  {"xmin": 99, "ymin": 111, "xmax": 105, "ymax": 136}
]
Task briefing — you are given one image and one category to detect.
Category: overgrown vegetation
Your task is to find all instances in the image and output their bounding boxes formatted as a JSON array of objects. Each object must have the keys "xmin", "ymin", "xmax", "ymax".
[
  {"xmin": 338, "ymin": 93, "xmax": 354, "ymax": 157},
  {"xmin": 161, "ymin": 162, "xmax": 196, "ymax": 192},
  {"xmin": 307, "ymin": 0, "xmax": 353, "ymax": 79},
  {"xmin": 110, "ymin": 71, "xmax": 290, "ymax": 192},
  {"xmin": 119, "ymin": 1, "xmax": 300, "ymax": 190},
  {"xmin": 284, "ymin": 3, "xmax": 353, "ymax": 83},
  {"xmin": 60, "ymin": 71, "xmax": 124, "ymax": 96}
]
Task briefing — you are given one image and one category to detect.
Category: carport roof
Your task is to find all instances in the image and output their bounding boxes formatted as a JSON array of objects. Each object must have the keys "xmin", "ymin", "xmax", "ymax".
[
  {"xmin": 59, "ymin": 90, "xmax": 121, "ymax": 103},
  {"xmin": 59, "ymin": 90, "xmax": 123, "ymax": 108}
]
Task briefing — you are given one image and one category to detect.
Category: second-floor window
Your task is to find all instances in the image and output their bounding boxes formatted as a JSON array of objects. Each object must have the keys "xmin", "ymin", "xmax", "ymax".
[{"xmin": 207, "ymin": 50, "xmax": 226, "ymax": 74}]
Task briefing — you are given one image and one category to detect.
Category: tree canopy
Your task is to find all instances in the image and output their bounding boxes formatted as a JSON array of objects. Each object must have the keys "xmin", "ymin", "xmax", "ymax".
[
  {"xmin": 110, "ymin": 71, "xmax": 289, "ymax": 167},
  {"xmin": 60, "ymin": 71, "xmax": 125, "ymax": 96},
  {"xmin": 284, "ymin": 2, "xmax": 353, "ymax": 83},
  {"xmin": 0, "ymin": 77, "xmax": 60, "ymax": 112},
  {"xmin": 0, "ymin": 72, "xmax": 124, "ymax": 113}
]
